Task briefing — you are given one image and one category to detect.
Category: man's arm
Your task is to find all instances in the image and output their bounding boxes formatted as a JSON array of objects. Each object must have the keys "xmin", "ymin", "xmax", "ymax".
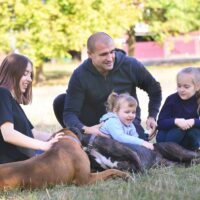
[
  {"xmin": 130, "ymin": 59, "xmax": 161, "ymax": 133},
  {"xmin": 135, "ymin": 60, "xmax": 162, "ymax": 121},
  {"xmin": 63, "ymin": 70, "xmax": 108, "ymax": 137},
  {"xmin": 63, "ymin": 70, "xmax": 85, "ymax": 130}
]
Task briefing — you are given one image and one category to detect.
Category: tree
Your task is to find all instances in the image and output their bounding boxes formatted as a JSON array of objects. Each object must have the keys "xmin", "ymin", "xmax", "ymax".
[
  {"xmin": 1, "ymin": 0, "xmax": 200, "ymax": 77},
  {"xmin": 0, "ymin": 0, "xmax": 139, "ymax": 83},
  {"xmin": 142, "ymin": 0, "xmax": 200, "ymax": 40},
  {"xmin": 125, "ymin": 0, "xmax": 200, "ymax": 56}
]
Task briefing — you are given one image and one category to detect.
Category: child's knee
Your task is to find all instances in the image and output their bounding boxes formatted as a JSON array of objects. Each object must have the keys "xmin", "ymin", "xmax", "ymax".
[{"xmin": 185, "ymin": 128, "xmax": 200, "ymax": 150}]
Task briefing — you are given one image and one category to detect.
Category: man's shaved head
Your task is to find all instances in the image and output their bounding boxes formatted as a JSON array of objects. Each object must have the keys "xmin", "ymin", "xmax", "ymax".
[{"xmin": 87, "ymin": 32, "xmax": 114, "ymax": 52}]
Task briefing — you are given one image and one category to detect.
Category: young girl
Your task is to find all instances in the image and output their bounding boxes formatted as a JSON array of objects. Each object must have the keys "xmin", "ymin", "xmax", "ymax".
[
  {"xmin": 100, "ymin": 92, "xmax": 154, "ymax": 150},
  {"xmin": 156, "ymin": 67, "xmax": 200, "ymax": 150},
  {"xmin": 0, "ymin": 53, "xmax": 63, "ymax": 164}
]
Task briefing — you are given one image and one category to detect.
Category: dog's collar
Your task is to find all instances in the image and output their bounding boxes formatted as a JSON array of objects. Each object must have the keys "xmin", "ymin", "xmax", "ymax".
[
  {"xmin": 86, "ymin": 134, "xmax": 96, "ymax": 153},
  {"xmin": 62, "ymin": 135, "xmax": 81, "ymax": 145}
]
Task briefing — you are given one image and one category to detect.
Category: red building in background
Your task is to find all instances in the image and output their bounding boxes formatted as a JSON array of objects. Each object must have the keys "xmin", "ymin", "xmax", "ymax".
[{"xmin": 132, "ymin": 31, "xmax": 200, "ymax": 62}]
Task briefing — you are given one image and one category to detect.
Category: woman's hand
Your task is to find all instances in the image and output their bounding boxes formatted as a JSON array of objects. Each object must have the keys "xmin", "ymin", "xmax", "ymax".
[{"xmin": 40, "ymin": 132, "xmax": 64, "ymax": 151}]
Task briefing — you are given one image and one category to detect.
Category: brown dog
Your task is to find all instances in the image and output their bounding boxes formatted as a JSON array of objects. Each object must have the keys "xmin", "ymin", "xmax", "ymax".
[{"xmin": 0, "ymin": 128, "xmax": 129, "ymax": 190}]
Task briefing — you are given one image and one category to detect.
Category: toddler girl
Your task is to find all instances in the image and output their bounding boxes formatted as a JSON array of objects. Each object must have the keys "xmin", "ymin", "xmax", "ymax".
[{"xmin": 100, "ymin": 92, "xmax": 154, "ymax": 150}]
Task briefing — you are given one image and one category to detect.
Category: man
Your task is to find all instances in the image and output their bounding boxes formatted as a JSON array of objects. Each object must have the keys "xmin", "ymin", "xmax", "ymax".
[{"xmin": 53, "ymin": 32, "xmax": 162, "ymax": 140}]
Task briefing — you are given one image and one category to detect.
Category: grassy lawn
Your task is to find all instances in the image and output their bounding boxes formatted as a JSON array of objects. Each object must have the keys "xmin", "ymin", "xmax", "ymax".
[
  {"xmin": 1, "ymin": 166, "xmax": 200, "ymax": 200},
  {"xmin": 2, "ymin": 61, "xmax": 200, "ymax": 200}
]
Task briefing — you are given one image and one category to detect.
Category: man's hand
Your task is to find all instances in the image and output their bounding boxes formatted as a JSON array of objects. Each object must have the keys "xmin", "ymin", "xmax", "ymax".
[
  {"xmin": 82, "ymin": 124, "xmax": 109, "ymax": 138},
  {"xmin": 146, "ymin": 117, "xmax": 157, "ymax": 132}
]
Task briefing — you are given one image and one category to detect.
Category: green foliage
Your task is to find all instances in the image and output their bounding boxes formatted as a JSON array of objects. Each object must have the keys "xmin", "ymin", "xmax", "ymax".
[
  {"xmin": 0, "ymin": 0, "xmax": 200, "ymax": 82},
  {"xmin": 142, "ymin": 0, "xmax": 200, "ymax": 40},
  {"xmin": 0, "ymin": 0, "xmax": 138, "ymax": 70}
]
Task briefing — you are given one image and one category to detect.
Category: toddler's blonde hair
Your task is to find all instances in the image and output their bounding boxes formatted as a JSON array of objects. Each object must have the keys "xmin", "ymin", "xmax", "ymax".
[{"xmin": 106, "ymin": 92, "xmax": 137, "ymax": 112}]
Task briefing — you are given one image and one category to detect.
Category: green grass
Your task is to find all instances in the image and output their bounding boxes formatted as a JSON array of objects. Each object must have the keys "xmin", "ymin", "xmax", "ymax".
[
  {"xmin": 1, "ymin": 166, "xmax": 200, "ymax": 200},
  {"xmin": 41, "ymin": 60, "xmax": 200, "ymax": 87},
  {"xmin": 3, "ymin": 61, "xmax": 200, "ymax": 200}
]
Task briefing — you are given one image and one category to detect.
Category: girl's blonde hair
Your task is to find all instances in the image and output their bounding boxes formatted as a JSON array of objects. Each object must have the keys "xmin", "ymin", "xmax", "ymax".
[
  {"xmin": 177, "ymin": 67, "xmax": 200, "ymax": 114},
  {"xmin": 106, "ymin": 92, "xmax": 137, "ymax": 112}
]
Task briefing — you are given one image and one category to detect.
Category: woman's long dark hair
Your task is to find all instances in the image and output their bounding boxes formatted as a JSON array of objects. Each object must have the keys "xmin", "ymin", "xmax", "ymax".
[{"xmin": 0, "ymin": 53, "xmax": 33, "ymax": 104}]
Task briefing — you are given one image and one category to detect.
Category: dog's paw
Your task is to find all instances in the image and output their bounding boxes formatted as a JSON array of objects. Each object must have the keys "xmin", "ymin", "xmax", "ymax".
[{"xmin": 120, "ymin": 171, "xmax": 132, "ymax": 181}]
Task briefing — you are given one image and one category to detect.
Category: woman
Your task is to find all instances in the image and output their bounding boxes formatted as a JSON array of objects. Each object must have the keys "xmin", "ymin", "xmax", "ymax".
[{"xmin": 0, "ymin": 53, "xmax": 62, "ymax": 163}]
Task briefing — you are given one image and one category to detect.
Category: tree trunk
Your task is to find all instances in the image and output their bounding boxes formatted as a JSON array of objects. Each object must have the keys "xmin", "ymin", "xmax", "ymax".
[
  {"xmin": 126, "ymin": 28, "xmax": 136, "ymax": 57},
  {"xmin": 35, "ymin": 65, "xmax": 45, "ymax": 85}
]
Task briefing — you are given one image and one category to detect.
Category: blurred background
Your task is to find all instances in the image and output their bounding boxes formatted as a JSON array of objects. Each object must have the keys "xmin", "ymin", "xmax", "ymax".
[
  {"xmin": 1, "ymin": 1, "xmax": 200, "ymax": 199},
  {"xmin": 0, "ymin": 0, "xmax": 200, "ymax": 131}
]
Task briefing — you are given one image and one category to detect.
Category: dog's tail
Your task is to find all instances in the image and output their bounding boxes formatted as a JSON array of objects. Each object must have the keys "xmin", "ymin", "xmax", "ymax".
[{"xmin": 154, "ymin": 142, "xmax": 200, "ymax": 162}]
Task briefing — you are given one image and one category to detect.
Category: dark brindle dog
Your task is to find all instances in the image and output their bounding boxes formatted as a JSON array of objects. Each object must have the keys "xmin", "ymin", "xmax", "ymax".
[
  {"xmin": 0, "ymin": 128, "xmax": 129, "ymax": 190},
  {"xmin": 72, "ymin": 128, "xmax": 200, "ymax": 172}
]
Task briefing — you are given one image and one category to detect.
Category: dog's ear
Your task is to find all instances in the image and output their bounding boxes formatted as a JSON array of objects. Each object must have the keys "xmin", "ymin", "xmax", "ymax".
[{"xmin": 69, "ymin": 127, "xmax": 84, "ymax": 141}]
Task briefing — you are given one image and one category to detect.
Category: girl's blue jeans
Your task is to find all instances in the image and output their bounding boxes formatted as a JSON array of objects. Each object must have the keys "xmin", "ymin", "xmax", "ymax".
[{"xmin": 156, "ymin": 127, "xmax": 200, "ymax": 150}]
